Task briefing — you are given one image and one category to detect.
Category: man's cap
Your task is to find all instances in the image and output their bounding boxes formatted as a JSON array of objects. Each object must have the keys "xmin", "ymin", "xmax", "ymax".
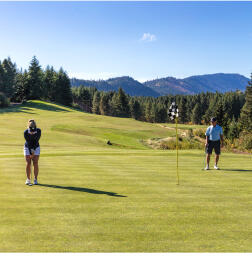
[{"xmin": 211, "ymin": 117, "xmax": 217, "ymax": 122}]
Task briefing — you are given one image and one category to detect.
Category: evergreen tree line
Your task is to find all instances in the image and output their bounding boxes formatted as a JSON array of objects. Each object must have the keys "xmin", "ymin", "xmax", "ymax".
[
  {"xmin": 72, "ymin": 79, "xmax": 252, "ymax": 149},
  {"xmin": 1, "ymin": 56, "xmax": 251, "ymax": 150},
  {"xmin": 0, "ymin": 56, "xmax": 72, "ymax": 106},
  {"xmin": 73, "ymin": 85, "xmax": 246, "ymax": 125}
]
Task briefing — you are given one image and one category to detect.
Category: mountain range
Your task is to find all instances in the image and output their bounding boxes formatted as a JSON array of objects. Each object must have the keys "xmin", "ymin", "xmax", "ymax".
[{"xmin": 71, "ymin": 73, "xmax": 250, "ymax": 97}]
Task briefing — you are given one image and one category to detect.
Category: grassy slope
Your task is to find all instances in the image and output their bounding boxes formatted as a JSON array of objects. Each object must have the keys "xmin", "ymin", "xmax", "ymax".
[{"xmin": 0, "ymin": 101, "xmax": 251, "ymax": 252}]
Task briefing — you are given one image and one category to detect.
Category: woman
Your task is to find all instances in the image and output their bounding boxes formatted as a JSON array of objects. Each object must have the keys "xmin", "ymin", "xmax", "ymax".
[{"xmin": 24, "ymin": 119, "xmax": 41, "ymax": 185}]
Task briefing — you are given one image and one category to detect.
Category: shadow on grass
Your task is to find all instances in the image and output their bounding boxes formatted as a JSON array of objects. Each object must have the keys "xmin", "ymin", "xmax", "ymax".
[
  {"xmin": 0, "ymin": 106, "xmax": 36, "ymax": 114},
  {"xmin": 0, "ymin": 101, "xmax": 69, "ymax": 114},
  {"xmin": 27, "ymin": 102, "xmax": 69, "ymax": 112},
  {"xmin": 37, "ymin": 184, "xmax": 127, "ymax": 197},
  {"xmin": 221, "ymin": 169, "xmax": 252, "ymax": 172}
]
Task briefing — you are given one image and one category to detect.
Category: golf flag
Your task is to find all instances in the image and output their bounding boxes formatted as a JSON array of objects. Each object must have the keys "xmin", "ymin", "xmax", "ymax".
[
  {"xmin": 168, "ymin": 101, "xmax": 179, "ymax": 185},
  {"xmin": 168, "ymin": 102, "xmax": 179, "ymax": 120}
]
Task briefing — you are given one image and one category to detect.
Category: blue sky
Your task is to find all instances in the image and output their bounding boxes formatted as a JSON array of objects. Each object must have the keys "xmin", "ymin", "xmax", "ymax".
[{"xmin": 1, "ymin": 1, "xmax": 252, "ymax": 82}]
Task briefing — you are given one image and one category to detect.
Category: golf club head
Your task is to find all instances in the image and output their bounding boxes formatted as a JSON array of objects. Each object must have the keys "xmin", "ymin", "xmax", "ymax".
[{"xmin": 28, "ymin": 183, "xmax": 33, "ymax": 186}]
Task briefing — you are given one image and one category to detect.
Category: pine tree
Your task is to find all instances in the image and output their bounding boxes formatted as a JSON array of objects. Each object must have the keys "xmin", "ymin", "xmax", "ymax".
[
  {"xmin": 44, "ymin": 66, "xmax": 56, "ymax": 101},
  {"xmin": 111, "ymin": 87, "xmax": 129, "ymax": 117},
  {"xmin": 92, "ymin": 91, "xmax": 100, "ymax": 114},
  {"xmin": 99, "ymin": 94, "xmax": 109, "ymax": 115},
  {"xmin": 14, "ymin": 70, "xmax": 27, "ymax": 102},
  {"xmin": 228, "ymin": 116, "xmax": 239, "ymax": 142},
  {"xmin": 216, "ymin": 101, "xmax": 229, "ymax": 135},
  {"xmin": 191, "ymin": 103, "xmax": 201, "ymax": 124},
  {"xmin": 0, "ymin": 61, "xmax": 5, "ymax": 95},
  {"xmin": 178, "ymin": 96, "xmax": 187, "ymax": 123},
  {"xmin": 150, "ymin": 101, "xmax": 158, "ymax": 123},
  {"xmin": 215, "ymin": 101, "xmax": 224, "ymax": 126},
  {"xmin": 0, "ymin": 92, "xmax": 10, "ymax": 108},
  {"xmin": 78, "ymin": 86, "xmax": 92, "ymax": 112},
  {"xmin": 156, "ymin": 102, "xmax": 167, "ymax": 123},
  {"xmin": 240, "ymin": 75, "xmax": 252, "ymax": 132},
  {"xmin": 1, "ymin": 57, "xmax": 17, "ymax": 98},
  {"xmin": 145, "ymin": 101, "xmax": 152, "ymax": 122},
  {"xmin": 54, "ymin": 68, "xmax": 73, "ymax": 106},
  {"xmin": 27, "ymin": 56, "xmax": 45, "ymax": 100},
  {"xmin": 204, "ymin": 92, "xmax": 221, "ymax": 123}
]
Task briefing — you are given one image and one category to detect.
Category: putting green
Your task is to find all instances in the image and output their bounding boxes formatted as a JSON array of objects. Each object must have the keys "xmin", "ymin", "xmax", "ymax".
[{"xmin": 0, "ymin": 101, "xmax": 251, "ymax": 252}]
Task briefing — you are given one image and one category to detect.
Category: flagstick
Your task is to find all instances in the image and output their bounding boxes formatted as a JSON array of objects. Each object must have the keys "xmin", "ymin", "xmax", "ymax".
[{"xmin": 176, "ymin": 117, "xmax": 179, "ymax": 185}]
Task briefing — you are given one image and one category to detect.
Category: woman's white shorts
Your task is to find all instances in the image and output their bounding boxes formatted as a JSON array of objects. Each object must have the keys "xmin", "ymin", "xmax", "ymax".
[{"xmin": 23, "ymin": 146, "xmax": 41, "ymax": 156}]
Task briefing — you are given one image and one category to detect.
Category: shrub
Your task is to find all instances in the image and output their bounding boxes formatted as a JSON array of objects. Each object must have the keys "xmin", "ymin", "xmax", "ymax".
[
  {"xmin": 71, "ymin": 103, "xmax": 81, "ymax": 110},
  {"xmin": 0, "ymin": 93, "xmax": 11, "ymax": 108},
  {"xmin": 239, "ymin": 131, "xmax": 252, "ymax": 151},
  {"xmin": 159, "ymin": 136, "xmax": 204, "ymax": 150},
  {"xmin": 193, "ymin": 128, "xmax": 207, "ymax": 139}
]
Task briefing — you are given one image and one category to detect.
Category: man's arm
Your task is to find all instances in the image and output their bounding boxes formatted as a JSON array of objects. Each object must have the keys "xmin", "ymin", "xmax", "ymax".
[
  {"xmin": 220, "ymin": 134, "xmax": 224, "ymax": 148},
  {"xmin": 205, "ymin": 135, "xmax": 209, "ymax": 147}
]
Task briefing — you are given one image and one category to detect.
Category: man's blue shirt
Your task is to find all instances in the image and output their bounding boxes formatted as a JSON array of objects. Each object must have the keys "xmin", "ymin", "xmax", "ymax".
[{"xmin": 205, "ymin": 125, "xmax": 223, "ymax": 141}]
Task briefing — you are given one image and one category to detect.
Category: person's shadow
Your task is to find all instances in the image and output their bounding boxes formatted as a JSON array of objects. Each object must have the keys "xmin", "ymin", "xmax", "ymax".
[
  {"xmin": 37, "ymin": 184, "xmax": 127, "ymax": 197},
  {"xmin": 221, "ymin": 169, "xmax": 252, "ymax": 172}
]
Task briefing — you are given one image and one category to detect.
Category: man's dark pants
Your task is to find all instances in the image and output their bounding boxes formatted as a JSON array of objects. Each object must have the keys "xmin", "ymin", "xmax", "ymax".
[{"xmin": 206, "ymin": 140, "xmax": 221, "ymax": 155}]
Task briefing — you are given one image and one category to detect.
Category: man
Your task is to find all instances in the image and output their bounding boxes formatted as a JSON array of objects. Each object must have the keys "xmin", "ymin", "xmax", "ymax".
[{"xmin": 205, "ymin": 117, "xmax": 224, "ymax": 170}]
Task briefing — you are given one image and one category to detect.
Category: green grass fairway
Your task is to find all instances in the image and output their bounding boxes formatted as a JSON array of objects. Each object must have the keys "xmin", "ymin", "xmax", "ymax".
[{"xmin": 0, "ymin": 101, "xmax": 251, "ymax": 252}]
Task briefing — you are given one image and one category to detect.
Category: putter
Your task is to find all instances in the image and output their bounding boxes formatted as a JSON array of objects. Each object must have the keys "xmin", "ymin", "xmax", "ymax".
[
  {"xmin": 29, "ymin": 152, "xmax": 34, "ymax": 186},
  {"xmin": 202, "ymin": 146, "xmax": 207, "ymax": 171}
]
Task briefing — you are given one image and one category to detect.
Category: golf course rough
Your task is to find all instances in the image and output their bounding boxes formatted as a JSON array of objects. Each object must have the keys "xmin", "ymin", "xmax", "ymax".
[{"xmin": 0, "ymin": 101, "xmax": 251, "ymax": 252}]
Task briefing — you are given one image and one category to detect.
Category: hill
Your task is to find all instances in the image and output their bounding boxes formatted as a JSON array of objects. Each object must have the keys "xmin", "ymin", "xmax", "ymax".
[
  {"xmin": 143, "ymin": 77, "xmax": 194, "ymax": 95},
  {"xmin": 71, "ymin": 76, "xmax": 160, "ymax": 97},
  {"xmin": 71, "ymin": 73, "xmax": 249, "ymax": 97},
  {"xmin": 0, "ymin": 101, "xmax": 251, "ymax": 252},
  {"xmin": 143, "ymin": 73, "xmax": 250, "ymax": 95}
]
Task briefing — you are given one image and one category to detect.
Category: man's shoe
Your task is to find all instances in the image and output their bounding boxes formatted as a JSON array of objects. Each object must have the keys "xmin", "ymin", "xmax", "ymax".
[
  {"xmin": 34, "ymin": 179, "xmax": 38, "ymax": 185},
  {"xmin": 25, "ymin": 179, "xmax": 31, "ymax": 185},
  {"xmin": 214, "ymin": 165, "xmax": 220, "ymax": 170},
  {"xmin": 205, "ymin": 165, "xmax": 209, "ymax": 170}
]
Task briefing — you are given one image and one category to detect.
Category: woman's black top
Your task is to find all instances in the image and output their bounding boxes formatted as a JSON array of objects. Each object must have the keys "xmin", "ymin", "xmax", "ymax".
[{"xmin": 24, "ymin": 128, "xmax": 41, "ymax": 154}]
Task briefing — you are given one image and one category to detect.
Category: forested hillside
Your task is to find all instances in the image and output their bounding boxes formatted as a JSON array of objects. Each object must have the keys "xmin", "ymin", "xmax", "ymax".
[
  {"xmin": 71, "ymin": 73, "xmax": 249, "ymax": 96},
  {"xmin": 1, "ymin": 56, "xmax": 251, "ymax": 151}
]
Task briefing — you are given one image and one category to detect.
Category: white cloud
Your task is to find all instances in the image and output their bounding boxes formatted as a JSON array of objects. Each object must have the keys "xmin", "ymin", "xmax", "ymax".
[
  {"xmin": 139, "ymin": 33, "xmax": 157, "ymax": 43},
  {"xmin": 140, "ymin": 33, "xmax": 157, "ymax": 42}
]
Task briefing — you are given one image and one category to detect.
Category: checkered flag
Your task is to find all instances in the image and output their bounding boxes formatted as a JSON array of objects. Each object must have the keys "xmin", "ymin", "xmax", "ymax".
[{"xmin": 168, "ymin": 102, "xmax": 179, "ymax": 120}]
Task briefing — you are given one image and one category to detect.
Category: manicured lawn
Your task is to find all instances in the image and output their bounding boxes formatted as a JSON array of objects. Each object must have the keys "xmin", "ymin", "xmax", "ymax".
[{"xmin": 0, "ymin": 101, "xmax": 251, "ymax": 252}]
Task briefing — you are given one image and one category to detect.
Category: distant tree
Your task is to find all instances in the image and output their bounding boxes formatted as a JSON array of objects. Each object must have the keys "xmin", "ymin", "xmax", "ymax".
[
  {"xmin": 111, "ymin": 87, "xmax": 130, "ymax": 117},
  {"xmin": 191, "ymin": 103, "xmax": 201, "ymax": 124},
  {"xmin": 54, "ymin": 68, "xmax": 73, "ymax": 106},
  {"xmin": 27, "ymin": 56, "xmax": 45, "ymax": 100},
  {"xmin": 240, "ymin": 74, "xmax": 252, "ymax": 132},
  {"xmin": 215, "ymin": 101, "xmax": 224, "ymax": 126},
  {"xmin": 216, "ymin": 101, "xmax": 230, "ymax": 135},
  {"xmin": 204, "ymin": 92, "xmax": 221, "ymax": 123},
  {"xmin": 178, "ymin": 96, "xmax": 187, "ymax": 123},
  {"xmin": 0, "ymin": 92, "xmax": 10, "ymax": 108},
  {"xmin": 14, "ymin": 70, "xmax": 29, "ymax": 102},
  {"xmin": 228, "ymin": 116, "xmax": 239, "ymax": 142},
  {"xmin": 74, "ymin": 85, "xmax": 93, "ymax": 112},
  {"xmin": 99, "ymin": 94, "xmax": 110, "ymax": 116},
  {"xmin": 156, "ymin": 102, "xmax": 167, "ymax": 123},
  {"xmin": 44, "ymin": 65, "xmax": 56, "ymax": 101},
  {"xmin": 0, "ymin": 61, "xmax": 5, "ymax": 95},
  {"xmin": 129, "ymin": 99, "xmax": 142, "ymax": 120},
  {"xmin": 145, "ymin": 101, "xmax": 152, "ymax": 122},
  {"xmin": 92, "ymin": 91, "xmax": 101, "ymax": 114},
  {"xmin": 186, "ymin": 98, "xmax": 194, "ymax": 123},
  {"xmin": 0, "ymin": 57, "xmax": 17, "ymax": 98}
]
